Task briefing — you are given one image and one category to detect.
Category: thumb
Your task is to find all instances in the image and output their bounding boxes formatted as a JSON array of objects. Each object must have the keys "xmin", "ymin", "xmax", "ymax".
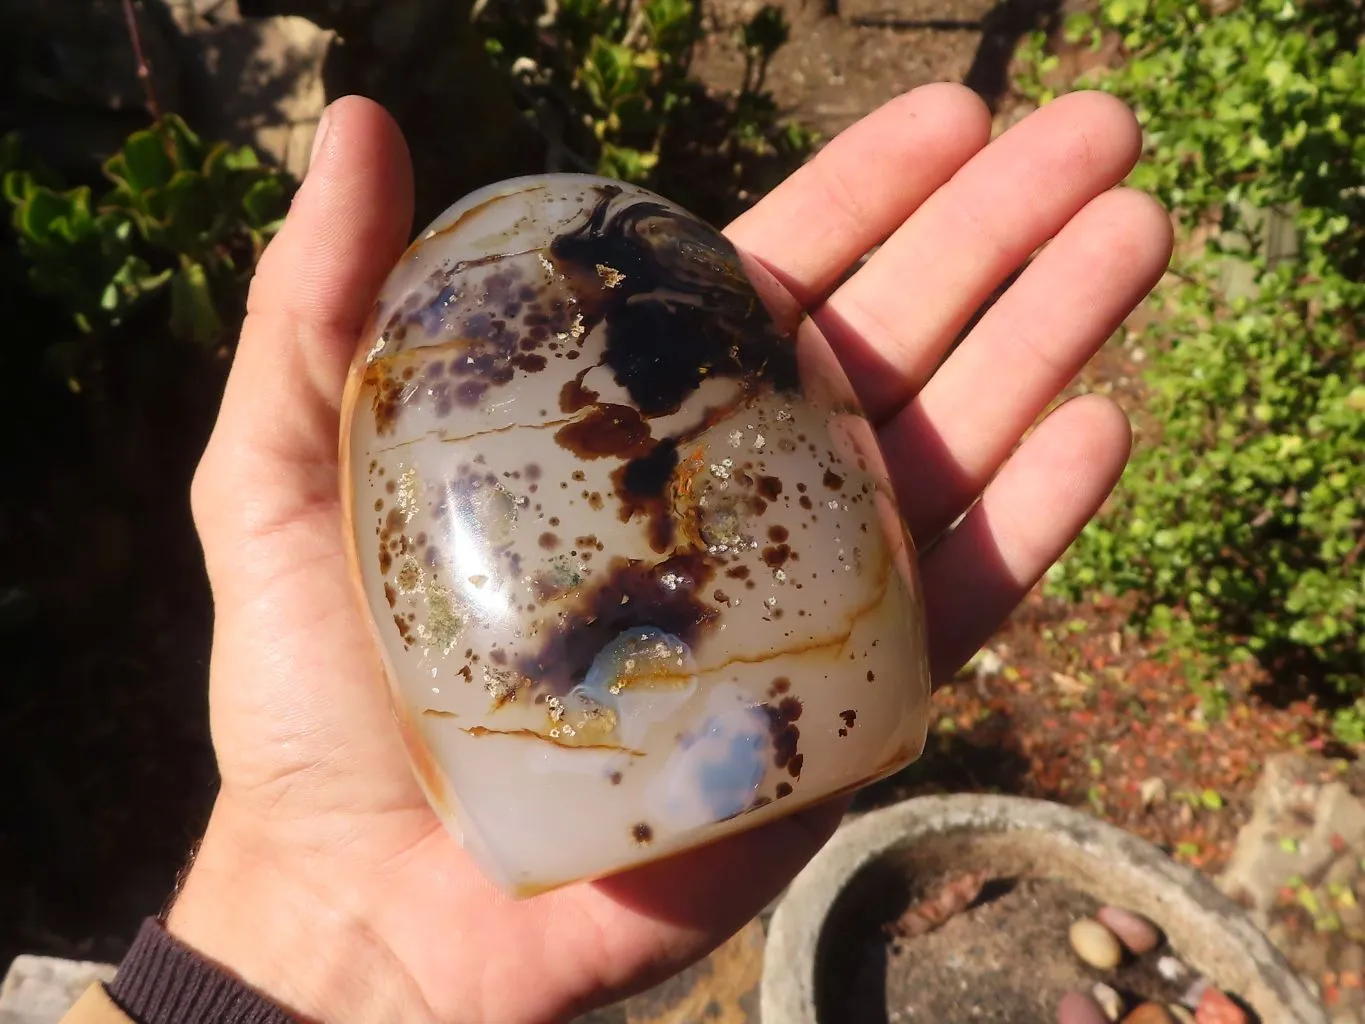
[{"xmin": 192, "ymin": 96, "xmax": 414, "ymax": 576}]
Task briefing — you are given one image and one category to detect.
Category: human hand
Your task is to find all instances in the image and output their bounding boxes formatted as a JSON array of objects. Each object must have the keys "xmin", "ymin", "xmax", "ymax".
[{"xmin": 173, "ymin": 84, "xmax": 1171, "ymax": 1023}]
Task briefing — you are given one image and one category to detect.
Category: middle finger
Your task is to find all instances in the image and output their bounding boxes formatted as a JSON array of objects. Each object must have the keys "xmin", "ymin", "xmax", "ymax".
[{"xmin": 814, "ymin": 90, "xmax": 1143, "ymax": 424}]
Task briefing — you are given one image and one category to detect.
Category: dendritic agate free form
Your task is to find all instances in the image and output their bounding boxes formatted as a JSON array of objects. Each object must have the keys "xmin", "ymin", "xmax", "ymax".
[{"xmin": 339, "ymin": 174, "xmax": 931, "ymax": 896}]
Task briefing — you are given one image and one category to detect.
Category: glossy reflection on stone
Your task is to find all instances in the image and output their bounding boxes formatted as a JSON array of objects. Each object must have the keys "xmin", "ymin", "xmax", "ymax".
[{"xmin": 339, "ymin": 174, "xmax": 931, "ymax": 896}]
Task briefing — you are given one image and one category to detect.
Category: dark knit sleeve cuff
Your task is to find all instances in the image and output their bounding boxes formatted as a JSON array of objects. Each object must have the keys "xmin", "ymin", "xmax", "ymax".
[{"xmin": 105, "ymin": 918, "xmax": 297, "ymax": 1024}]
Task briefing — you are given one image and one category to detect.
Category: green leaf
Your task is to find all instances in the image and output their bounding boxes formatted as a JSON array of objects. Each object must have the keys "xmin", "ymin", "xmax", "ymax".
[
  {"xmin": 109, "ymin": 129, "xmax": 176, "ymax": 193},
  {"xmin": 643, "ymin": 0, "xmax": 697, "ymax": 54},
  {"xmin": 169, "ymin": 257, "xmax": 224, "ymax": 346},
  {"xmin": 156, "ymin": 170, "xmax": 216, "ymax": 253},
  {"xmin": 2, "ymin": 168, "xmax": 34, "ymax": 205},
  {"xmin": 242, "ymin": 177, "xmax": 287, "ymax": 229},
  {"xmin": 597, "ymin": 142, "xmax": 658, "ymax": 182},
  {"xmin": 221, "ymin": 145, "xmax": 262, "ymax": 172},
  {"xmin": 1063, "ymin": 10, "xmax": 1095, "ymax": 43},
  {"xmin": 200, "ymin": 142, "xmax": 232, "ymax": 192},
  {"xmin": 15, "ymin": 187, "xmax": 69, "ymax": 242},
  {"xmin": 158, "ymin": 113, "xmax": 205, "ymax": 172},
  {"xmin": 111, "ymin": 254, "xmax": 173, "ymax": 298}
]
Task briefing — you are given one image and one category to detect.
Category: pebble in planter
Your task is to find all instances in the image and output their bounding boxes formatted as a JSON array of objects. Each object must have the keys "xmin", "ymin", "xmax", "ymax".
[
  {"xmin": 1060, "ymin": 904, "xmax": 1251, "ymax": 1024},
  {"xmin": 1059, "ymin": 991, "xmax": 1114, "ymax": 1024},
  {"xmin": 1099, "ymin": 906, "xmax": 1163, "ymax": 956},
  {"xmin": 1071, "ymin": 918, "xmax": 1125, "ymax": 970},
  {"xmin": 762, "ymin": 795, "xmax": 1325, "ymax": 1024},
  {"xmin": 1093, "ymin": 982, "xmax": 1125, "ymax": 1021},
  {"xmin": 1122, "ymin": 1005, "xmax": 1177, "ymax": 1023}
]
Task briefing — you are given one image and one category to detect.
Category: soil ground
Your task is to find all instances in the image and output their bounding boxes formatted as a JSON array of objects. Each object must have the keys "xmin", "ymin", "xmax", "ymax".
[
  {"xmin": 691, "ymin": 0, "xmax": 1056, "ymax": 140},
  {"xmin": 838, "ymin": 878, "xmax": 1196, "ymax": 1023}
]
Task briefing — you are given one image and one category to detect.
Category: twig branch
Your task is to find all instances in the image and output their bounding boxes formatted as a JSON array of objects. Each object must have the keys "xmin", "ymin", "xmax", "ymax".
[
  {"xmin": 619, "ymin": 2, "xmax": 650, "ymax": 49},
  {"xmin": 121, "ymin": 0, "xmax": 162, "ymax": 122}
]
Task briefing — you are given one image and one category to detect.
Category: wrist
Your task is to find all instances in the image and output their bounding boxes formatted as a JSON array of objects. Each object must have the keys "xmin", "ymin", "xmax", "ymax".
[{"xmin": 164, "ymin": 802, "xmax": 429, "ymax": 1024}]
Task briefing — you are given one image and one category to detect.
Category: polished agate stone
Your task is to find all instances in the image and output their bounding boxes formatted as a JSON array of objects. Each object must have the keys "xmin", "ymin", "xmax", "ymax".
[{"xmin": 339, "ymin": 174, "xmax": 931, "ymax": 896}]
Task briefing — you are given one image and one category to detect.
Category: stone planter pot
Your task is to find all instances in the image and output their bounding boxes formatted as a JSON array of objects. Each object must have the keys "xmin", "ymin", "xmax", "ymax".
[{"xmin": 761, "ymin": 794, "xmax": 1326, "ymax": 1024}]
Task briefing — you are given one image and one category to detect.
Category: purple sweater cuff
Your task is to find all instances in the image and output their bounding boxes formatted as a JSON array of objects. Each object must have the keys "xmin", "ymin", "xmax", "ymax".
[{"xmin": 105, "ymin": 918, "xmax": 298, "ymax": 1024}]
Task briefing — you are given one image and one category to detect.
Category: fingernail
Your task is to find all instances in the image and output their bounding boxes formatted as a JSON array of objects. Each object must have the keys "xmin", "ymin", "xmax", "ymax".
[{"xmin": 307, "ymin": 106, "xmax": 333, "ymax": 174}]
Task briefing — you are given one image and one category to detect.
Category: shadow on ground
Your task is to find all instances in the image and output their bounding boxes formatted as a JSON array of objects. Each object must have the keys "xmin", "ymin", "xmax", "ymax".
[
  {"xmin": 853, "ymin": 716, "xmax": 1041, "ymax": 813},
  {"xmin": 843, "ymin": 0, "xmax": 1062, "ymax": 111}
]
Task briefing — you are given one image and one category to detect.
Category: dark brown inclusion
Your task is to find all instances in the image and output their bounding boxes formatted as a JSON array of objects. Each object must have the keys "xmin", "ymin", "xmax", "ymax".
[
  {"xmin": 554, "ymin": 404, "xmax": 652, "ymax": 459},
  {"xmin": 764, "ymin": 696, "xmax": 803, "ymax": 779},
  {"xmin": 546, "ymin": 187, "xmax": 804, "ymax": 555},
  {"xmin": 610, "ymin": 438, "xmax": 679, "ymax": 552},
  {"xmin": 516, "ymin": 552, "xmax": 717, "ymax": 695},
  {"xmin": 762, "ymin": 544, "xmax": 792, "ymax": 568},
  {"xmin": 559, "ymin": 370, "xmax": 600, "ymax": 413},
  {"xmin": 757, "ymin": 476, "xmax": 783, "ymax": 501},
  {"xmin": 549, "ymin": 187, "xmax": 801, "ymax": 417}
]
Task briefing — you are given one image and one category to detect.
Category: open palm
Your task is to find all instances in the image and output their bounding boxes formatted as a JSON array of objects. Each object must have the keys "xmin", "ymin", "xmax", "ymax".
[{"xmin": 173, "ymin": 85, "xmax": 1171, "ymax": 1024}]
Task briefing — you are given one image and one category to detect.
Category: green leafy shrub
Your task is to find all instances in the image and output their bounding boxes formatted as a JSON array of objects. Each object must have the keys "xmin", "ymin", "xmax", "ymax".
[
  {"xmin": 1053, "ymin": 0, "xmax": 1364, "ymax": 259},
  {"xmin": 476, "ymin": 0, "xmax": 814, "ymax": 185},
  {"xmin": 1026, "ymin": 0, "xmax": 1365, "ymax": 713},
  {"xmin": 4, "ymin": 113, "xmax": 293, "ymax": 377}
]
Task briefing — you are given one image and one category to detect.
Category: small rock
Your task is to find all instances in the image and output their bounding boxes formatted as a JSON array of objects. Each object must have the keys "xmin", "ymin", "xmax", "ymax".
[
  {"xmin": 1059, "ymin": 991, "xmax": 1112, "ymax": 1024},
  {"xmin": 1168, "ymin": 1007, "xmax": 1196, "ymax": 1024},
  {"xmin": 1092, "ymin": 982, "xmax": 1124, "ymax": 1021},
  {"xmin": 1157, "ymin": 956, "xmax": 1187, "ymax": 982},
  {"xmin": 1123, "ymin": 1004, "xmax": 1175, "ymax": 1024},
  {"xmin": 0, "ymin": 956, "xmax": 117, "ymax": 1020},
  {"xmin": 971, "ymin": 647, "xmax": 1004, "ymax": 677},
  {"xmin": 188, "ymin": 16, "xmax": 336, "ymax": 179},
  {"xmin": 1141, "ymin": 777, "xmax": 1168, "ymax": 808},
  {"xmin": 1097, "ymin": 906, "xmax": 1162, "ymax": 955},
  {"xmin": 1070, "ymin": 918, "xmax": 1124, "ymax": 969},
  {"xmin": 1195, "ymin": 987, "xmax": 1248, "ymax": 1024},
  {"xmin": 1052, "ymin": 671, "xmax": 1090, "ymax": 694},
  {"xmin": 1218, "ymin": 754, "xmax": 1365, "ymax": 916},
  {"xmin": 1180, "ymin": 978, "xmax": 1212, "ymax": 1009}
]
